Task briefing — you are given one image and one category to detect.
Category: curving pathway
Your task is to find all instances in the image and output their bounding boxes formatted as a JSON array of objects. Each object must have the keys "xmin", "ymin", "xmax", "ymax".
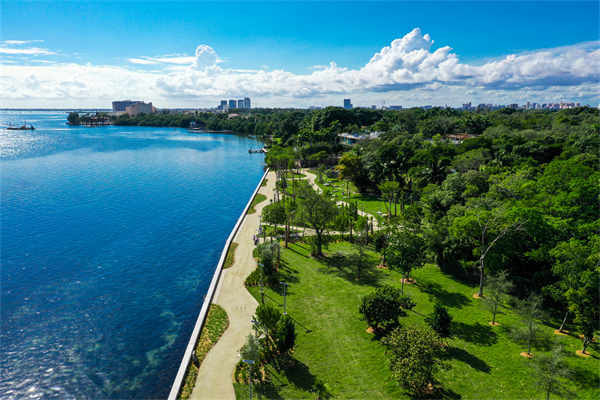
[{"xmin": 190, "ymin": 171, "xmax": 276, "ymax": 400}]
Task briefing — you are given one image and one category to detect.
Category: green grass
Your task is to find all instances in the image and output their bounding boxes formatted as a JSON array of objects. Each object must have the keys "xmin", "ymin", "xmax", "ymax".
[
  {"xmin": 236, "ymin": 241, "xmax": 599, "ymax": 400},
  {"xmin": 248, "ymin": 194, "xmax": 268, "ymax": 214},
  {"xmin": 223, "ymin": 242, "xmax": 239, "ymax": 269},
  {"xmin": 284, "ymin": 172, "xmax": 306, "ymax": 179},
  {"xmin": 311, "ymin": 174, "xmax": 385, "ymax": 217},
  {"xmin": 261, "ymin": 179, "xmax": 268, "ymax": 187},
  {"xmin": 178, "ymin": 304, "xmax": 229, "ymax": 400}
]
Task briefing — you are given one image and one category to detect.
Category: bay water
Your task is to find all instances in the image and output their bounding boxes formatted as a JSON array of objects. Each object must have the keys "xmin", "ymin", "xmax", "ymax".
[{"xmin": 0, "ymin": 113, "xmax": 265, "ymax": 399}]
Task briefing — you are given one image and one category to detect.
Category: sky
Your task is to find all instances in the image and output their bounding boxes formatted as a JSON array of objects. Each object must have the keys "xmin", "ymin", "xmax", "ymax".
[{"xmin": 1, "ymin": 1, "xmax": 599, "ymax": 109}]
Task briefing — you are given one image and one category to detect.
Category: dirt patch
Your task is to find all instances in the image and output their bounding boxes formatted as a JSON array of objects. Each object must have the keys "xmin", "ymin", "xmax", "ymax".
[
  {"xmin": 366, "ymin": 327, "xmax": 375, "ymax": 334},
  {"xmin": 376, "ymin": 264, "xmax": 388, "ymax": 269},
  {"xmin": 576, "ymin": 350, "xmax": 591, "ymax": 357},
  {"xmin": 554, "ymin": 330, "xmax": 570, "ymax": 336},
  {"xmin": 472, "ymin": 293, "xmax": 484, "ymax": 299},
  {"xmin": 489, "ymin": 322, "xmax": 500, "ymax": 326},
  {"xmin": 578, "ymin": 334, "xmax": 596, "ymax": 343},
  {"xmin": 400, "ymin": 278, "xmax": 416, "ymax": 284},
  {"xmin": 520, "ymin": 352, "xmax": 534, "ymax": 358}
]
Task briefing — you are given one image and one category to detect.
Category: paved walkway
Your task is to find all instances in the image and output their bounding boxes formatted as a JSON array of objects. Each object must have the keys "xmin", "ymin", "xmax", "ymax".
[{"xmin": 190, "ymin": 171, "xmax": 276, "ymax": 400}]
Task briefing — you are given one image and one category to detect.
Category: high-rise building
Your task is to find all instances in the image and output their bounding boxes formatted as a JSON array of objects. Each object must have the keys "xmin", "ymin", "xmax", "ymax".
[
  {"xmin": 343, "ymin": 99, "xmax": 353, "ymax": 109},
  {"xmin": 244, "ymin": 97, "xmax": 251, "ymax": 109},
  {"xmin": 238, "ymin": 99, "xmax": 244, "ymax": 108},
  {"xmin": 229, "ymin": 100, "xmax": 237, "ymax": 109},
  {"xmin": 389, "ymin": 105, "xmax": 402, "ymax": 110},
  {"xmin": 113, "ymin": 100, "xmax": 140, "ymax": 112},
  {"xmin": 125, "ymin": 101, "xmax": 153, "ymax": 116}
]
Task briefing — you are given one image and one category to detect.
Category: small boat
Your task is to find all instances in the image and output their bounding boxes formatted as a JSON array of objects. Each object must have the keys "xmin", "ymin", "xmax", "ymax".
[{"xmin": 6, "ymin": 122, "xmax": 35, "ymax": 130}]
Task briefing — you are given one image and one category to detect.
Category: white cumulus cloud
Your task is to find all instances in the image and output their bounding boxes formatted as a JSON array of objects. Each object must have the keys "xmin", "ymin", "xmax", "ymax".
[{"xmin": 2, "ymin": 29, "xmax": 599, "ymax": 108}]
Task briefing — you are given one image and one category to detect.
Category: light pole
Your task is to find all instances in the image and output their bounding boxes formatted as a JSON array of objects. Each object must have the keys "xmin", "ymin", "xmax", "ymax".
[
  {"xmin": 257, "ymin": 263, "xmax": 265, "ymax": 304},
  {"xmin": 243, "ymin": 359, "xmax": 255, "ymax": 400},
  {"xmin": 251, "ymin": 319, "xmax": 259, "ymax": 338},
  {"xmin": 280, "ymin": 282, "xmax": 289, "ymax": 314}
]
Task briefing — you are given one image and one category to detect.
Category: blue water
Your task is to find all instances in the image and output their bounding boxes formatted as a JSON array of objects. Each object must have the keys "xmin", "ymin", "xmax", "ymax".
[{"xmin": 0, "ymin": 113, "xmax": 265, "ymax": 399}]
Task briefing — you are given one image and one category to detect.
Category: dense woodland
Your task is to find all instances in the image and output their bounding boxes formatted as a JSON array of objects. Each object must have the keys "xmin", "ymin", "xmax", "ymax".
[{"xmin": 259, "ymin": 106, "xmax": 599, "ymax": 350}]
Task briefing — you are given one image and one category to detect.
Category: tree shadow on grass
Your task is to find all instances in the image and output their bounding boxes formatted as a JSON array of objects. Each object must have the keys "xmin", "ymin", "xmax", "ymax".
[
  {"xmin": 416, "ymin": 280, "xmax": 471, "ymax": 309},
  {"xmin": 253, "ymin": 380, "xmax": 285, "ymax": 400},
  {"xmin": 414, "ymin": 387, "xmax": 463, "ymax": 400},
  {"xmin": 442, "ymin": 346, "xmax": 491, "ymax": 373},
  {"xmin": 317, "ymin": 252, "xmax": 385, "ymax": 287},
  {"xmin": 453, "ymin": 321, "xmax": 498, "ymax": 346},
  {"xmin": 272, "ymin": 356, "xmax": 317, "ymax": 392},
  {"xmin": 569, "ymin": 363, "xmax": 600, "ymax": 389}
]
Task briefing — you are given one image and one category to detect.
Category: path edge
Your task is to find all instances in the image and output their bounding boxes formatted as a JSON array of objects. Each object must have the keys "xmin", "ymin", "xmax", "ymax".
[{"xmin": 168, "ymin": 167, "xmax": 269, "ymax": 400}]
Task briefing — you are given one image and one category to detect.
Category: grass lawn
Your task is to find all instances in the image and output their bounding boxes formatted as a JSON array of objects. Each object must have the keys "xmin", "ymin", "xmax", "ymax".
[
  {"xmin": 284, "ymin": 172, "xmax": 306, "ymax": 179},
  {"xmin": 236, "ymin": 241, "xmax": 599, "ymax": 400},
  {"xmin": 179, "ymin": 304, "xmax": 229, "ymax": 400},
  {"xmin": 310, "ymin": 174, "xmax": 385, "ymax": 217},
  {"xmin": 248, "ymin": 194, "xmax": 268, "ymax": 214},
  {"xmin": 223, "ymin": 242, "xmax": 239, "ymax": 269}
]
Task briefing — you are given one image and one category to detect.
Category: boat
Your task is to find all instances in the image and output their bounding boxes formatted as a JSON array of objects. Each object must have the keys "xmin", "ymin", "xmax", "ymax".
[{"xmin": 6, "ymin": 122, "xmax": 35, "ymax": 130}]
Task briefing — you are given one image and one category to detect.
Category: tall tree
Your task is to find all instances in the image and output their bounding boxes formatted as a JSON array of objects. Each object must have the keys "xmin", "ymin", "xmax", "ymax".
[
  {"xmin": 296, "ymin": 181, "xmax": 339, "ymax": 257},
  {"xmin": 483, "ymin": 271, "xmax": 514, "ymax": 325},
  {"xmin": 565, "ymin": 267, "xmax": 599, "ymax": 354},
  {"xmin": 528, "ymin": 339, "xmax": 576, "ymax": 400},
  {"xmin": 385, "ymin": 229, "xmax": 427, "ymax": 293},
  {"xmin": 544, "ymin": 238, "xmax": 594, "ymax": 333},
  {"xmin": 451, "ymin": 199, "xmax": 525, "ymax": 297},
  {"xmin": 512, "ymin": 293, "xmax": 548, "ymax": 356}
]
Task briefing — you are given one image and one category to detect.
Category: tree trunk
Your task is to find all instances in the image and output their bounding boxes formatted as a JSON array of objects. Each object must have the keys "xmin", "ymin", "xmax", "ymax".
[
  {"xmin": 478, "ymin": 257, "xmax": 485, "ymax": 297},
  {"xmin": 582, "ymin": 336, "xmax": 591, "ymax": 354},
  {"xmin": 492, "ymin": 302, "xmax": 498, "ymax": 325},
  {"xmin": 558, "ymin": 310, "xmax": 569, "ymax": 332},
  {"xmin": 401, "ymin": 273, "xmax": 405, "ymax": 294}
]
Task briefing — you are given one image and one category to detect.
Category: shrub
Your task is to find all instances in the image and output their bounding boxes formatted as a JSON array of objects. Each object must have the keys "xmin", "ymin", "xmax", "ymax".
[{"xmin": 359, "ymin": 285, "xmax": 415, "ymax": 332}]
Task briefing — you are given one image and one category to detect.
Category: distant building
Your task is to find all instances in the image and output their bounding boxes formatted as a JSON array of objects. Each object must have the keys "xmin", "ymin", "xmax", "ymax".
[
  {"xmin": 444, "ymin": 134, "xmax": 477, "ymax": 145},
  {"xmin": 389, "ymin": 105, "xmax": 402, "ymax": 110},
  {"xmin": 338, "ymin": 131, "xmax": 384, "ymax": 145},
  {"xmin": 113, "ymin": 100, "xmax": 140, "ymax": 112},
  {"xmin": 125, "ymin": 101, "xmax": 153, "ymax": 116},
  {"xmin": 343, "ymin": 99, "xmax": 353, "ymax": 109},
  {"xmin": 229, "ymin": 100, "xmax": 237, "ymax": 109},
  {"xmin": 244, "ymin": 97, "xmax": 251, "ymax": 109},
  {"xmin": 238, "ymin": 99, "xmax": 244, "ymax": 108}
]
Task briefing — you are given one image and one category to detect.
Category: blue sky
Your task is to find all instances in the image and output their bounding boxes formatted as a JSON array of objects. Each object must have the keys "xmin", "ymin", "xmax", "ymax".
[{"xmin": 2, "ymin": 1, "xmax": 599, "ymax": 108}]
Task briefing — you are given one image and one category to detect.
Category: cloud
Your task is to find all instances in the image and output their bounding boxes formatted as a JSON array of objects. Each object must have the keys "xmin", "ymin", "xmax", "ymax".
[
  {"xmin": 0, "ymin": 46, "xmax": 56, "ymax": 55},
  {"xmin": 2, "ymin": 39, "xmax": 43, "ymax": 45},
  {"xmin": 2, "ymin": 29, "xmax": 599, "ymax": 107}
]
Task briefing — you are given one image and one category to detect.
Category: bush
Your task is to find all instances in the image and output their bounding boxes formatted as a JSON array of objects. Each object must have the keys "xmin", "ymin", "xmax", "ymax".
[
  {"xmin": 359, "ymin": 285, "xmax": 415, "ymax": 332},
  {"xmin": 426, "ymin": 302, "xmax": 453, "ymax": 341},
  {"xmin": 381, "ymin": 326, "xmax": 448, "ymax": 396},
  {"xmin": 276, "ymin": 314, "xmax": 297, "ymax": 355}
]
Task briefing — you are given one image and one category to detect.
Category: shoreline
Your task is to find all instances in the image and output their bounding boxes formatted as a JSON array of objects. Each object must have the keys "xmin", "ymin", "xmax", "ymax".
[{"xmin": 168, "ymin": 168, "xmax": 270, "ymax": 400}]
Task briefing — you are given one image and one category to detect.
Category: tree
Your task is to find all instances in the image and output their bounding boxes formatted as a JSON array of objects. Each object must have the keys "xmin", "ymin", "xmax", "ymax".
[
  {"xmin": 239, "ymin": 333, "xmax": 262, "ymax": 362},
  {"xmin": 385, "ymin": 229, "xmax": 427, "ymax": 294},
  {"xmin": 67, "ymin": 112, "xmax": 80, "ymax": 125},
  {"xmin": 483, "ymin": 271, "xmax": 514, "ymax": 325},
  {"xmin": 336, "ymin": 151, "xmax": 370, "ymax": 192},
  {"xmin": 512, "ymin": 293, "xmax": 549, "ymax": 356},
  {"xmin": 565, "ymin": 267, "xmax": 599, "ymax": 354},
  {"xmin": 451, "ymin": 199, "xmax": 525, "ymax": 297},
  {"xmin": 544, "ymin": 238, "xmax": 594, "ymax": 333},
  {"xmin": 261, "ymin": 201, "xmax": 286, "ymax": 242},
  {"xmin": 276, "ymin": 314, "xmax": 297, "ymax": 355},
  {"xmin": 255, "ymin": 302, "xmax": 281, "ymax": 341},
  {"xmin": 359, "ymin": 285, "xmax": 415, "ymax": 332},
  {"xmin": 352, "ymin": 231, "xmax": 368, "ymax": 280},
  {"xmin": 427, "ymin": 302, "xmax": 453, "ymax": 341},
  {"xmin": 378, "ymin": 181, "xmax": 401, "ymax": 218},
  {"xmin": 296, "ymin": 181, "xmax": 339, "ymax": 256},
  {"xmin": 381, "ymin": 326, "xmax": 448, "ymax": 396},
  {"xmin": 528, "ymin": 339, "xmax": 576, "ymax": 400}
]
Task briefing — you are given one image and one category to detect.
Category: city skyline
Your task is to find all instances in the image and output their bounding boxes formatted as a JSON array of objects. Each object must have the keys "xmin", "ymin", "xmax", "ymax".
[{"xmin": 1, "ymin": 1, "xmax": 599, "ymax": 109}]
